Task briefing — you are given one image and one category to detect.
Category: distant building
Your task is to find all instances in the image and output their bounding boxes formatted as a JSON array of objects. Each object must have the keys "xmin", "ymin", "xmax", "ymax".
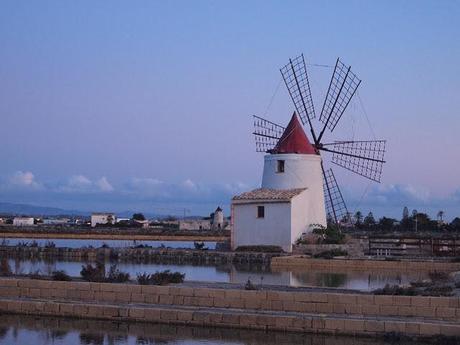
[
  {"xmin": 133, "ymin": 219, "xmax": 149, "ymax": 228},
  {"xmin": 43, "ymin": 218, "xmax": 70, "ymax": 225},
  {"xmin": 179, "ymin": 219, "xmax": 211, "ymax": 231},
  {"xmin": 13, "ymin": 217, "xmax": 35, "ymax": 226},
  {"xmin": 91, "ymin": 213, "xmax": 116, "ymax": 227},
  {"xmin": 211, "ymin": 206, "xmax": 225, "ymax": 230}
]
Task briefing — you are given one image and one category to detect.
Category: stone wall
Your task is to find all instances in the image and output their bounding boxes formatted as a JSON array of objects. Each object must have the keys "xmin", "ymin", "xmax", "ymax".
[
  {"xmin": 1, "ymin": 278, "xmax": 460, "ymax": 337},
  {"xmin": 0, "ymin": 246, "xmax": 280, "ymax": 265},
  {"xmin": 272, "ymin": 256, "xmax": 460, "ymax": 271}
]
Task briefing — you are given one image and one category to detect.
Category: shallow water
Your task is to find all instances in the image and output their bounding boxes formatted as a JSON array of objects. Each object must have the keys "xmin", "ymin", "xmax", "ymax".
[
  {"xmin": 1, "ymin": 238, "xmax": 217, "ymax": 249},
  {"xmin": 7, "ymin": 257, "xmax": 430, "ymax": 291},
  {"xmin": 0, "ymin": 314, "xmax": 429, "ymax": 345}
]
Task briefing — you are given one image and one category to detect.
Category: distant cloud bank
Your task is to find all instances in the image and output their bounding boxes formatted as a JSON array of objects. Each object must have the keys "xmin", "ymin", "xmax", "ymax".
[{"xmin": 1, "ymin": 170, "xmax": 459, "ymax": 219}]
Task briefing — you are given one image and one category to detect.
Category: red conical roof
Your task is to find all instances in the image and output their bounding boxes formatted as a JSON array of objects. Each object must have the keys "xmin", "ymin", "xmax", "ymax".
[{"xmin": 272, "ymin": 113, "xmax": 317, "ymax": 155}]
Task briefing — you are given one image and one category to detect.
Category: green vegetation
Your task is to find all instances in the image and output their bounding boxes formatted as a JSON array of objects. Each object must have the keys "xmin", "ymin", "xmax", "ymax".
[
  {"xmin": 80, "ymin": 261, "xmax": 106, "ymax": 282},
  {"xmin": 244, "ymin": 278, "xmax": 258, "ymax": 290},
  {"xmin": 136, "ymin": 270, "xmax": 184, "ymax": 285},
  {"xmin": 0, "ymin": 256, "xmax": 12, "ymax": 276},
  {"xmin": 235, "ymin": 245, "xmax": 284, "ymax": 253},
  {"xmin": 52, "ymin": 270, "xmax": 71, "ymax": 281},
  {"xmin": 374, "ymin": 283, "xmax": 453, "ymax": 297},
  {"xmin": 311, "ymin": 224, "xmax": 345, "ymax": 244},
  {"xmin": 313, "ymin": 248, "xmax": 348, "ymax": 259},
  {"xmin": 193, "ymin": 241, "xmax": 207, "ymax": 250},
  {"xmin": 132, "ymin": 213, "xmax": 146, "ymax": 221},
  {"xmin": 107, "ymin": 265, "xmax": 130, "ymax": 283},
  {"xmin": 80, "ymin": 262, "xmax": 130, "ymax": 283}
]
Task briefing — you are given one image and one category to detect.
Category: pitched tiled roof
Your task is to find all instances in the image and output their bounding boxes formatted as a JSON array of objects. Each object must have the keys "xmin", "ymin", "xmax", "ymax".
[{"xmin": 232, "ymin": 188, "xmax": 306, "ymax": 202}]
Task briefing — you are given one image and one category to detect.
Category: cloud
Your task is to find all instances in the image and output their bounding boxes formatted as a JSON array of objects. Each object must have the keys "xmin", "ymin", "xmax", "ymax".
[
  {"xmin": 363, "ymin": 184, "xmax": 431, "ymax": 205},
  {"xmin": 58, "ymin": 175, "xmax": 113, "ymax": 193},
  {"xmin": 95, "ymin": 177, "xmax": 114, "ymax": 192},
  {"xmin": 8, "ymin": 171, "xmax": 41, "ymax": 189}
]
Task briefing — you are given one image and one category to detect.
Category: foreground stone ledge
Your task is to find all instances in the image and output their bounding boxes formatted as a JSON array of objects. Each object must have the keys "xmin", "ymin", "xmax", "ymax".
[
  {"xmin": 1, "ymin": 277, "xmax": 460, "ymax": 322},
  {"xmin": 3, "ymin": 296, "xmax": 449, "ymax": 338},
  {"xmin": 1, "ymin": 277, "xmax": 460, "ymax": 338}
]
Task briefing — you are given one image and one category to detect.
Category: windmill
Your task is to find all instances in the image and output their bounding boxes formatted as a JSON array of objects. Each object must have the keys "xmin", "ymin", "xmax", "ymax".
[{"xmin": 253, "ymin": 54, "xmax": 386, "ymax": 226}]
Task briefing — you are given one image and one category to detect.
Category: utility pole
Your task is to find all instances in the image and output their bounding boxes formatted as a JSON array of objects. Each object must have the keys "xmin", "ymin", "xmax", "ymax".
[{"xmin": 415, "ymin": 214, "xmax": 418, "ymax": 232}]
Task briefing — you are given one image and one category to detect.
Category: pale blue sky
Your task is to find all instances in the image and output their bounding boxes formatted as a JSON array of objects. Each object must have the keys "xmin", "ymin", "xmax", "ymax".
[{"xmin": 1, "ymin": 1, "xmax": 459, "ymax": 218}]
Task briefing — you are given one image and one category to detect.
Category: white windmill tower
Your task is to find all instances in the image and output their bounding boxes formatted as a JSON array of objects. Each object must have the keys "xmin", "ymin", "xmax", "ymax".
[{"xmin": 231, "ymin": 54, "xmax": 386, "ymax": 252}]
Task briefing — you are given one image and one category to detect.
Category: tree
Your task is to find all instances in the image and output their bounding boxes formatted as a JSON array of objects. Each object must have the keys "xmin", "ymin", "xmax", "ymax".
[
  {"xmin": 378, "ymin": 217, "xmax": 397, "ymax": 231},
  {"xmin": 363, "ymin": 212, "xmax": 376, "ymax": 227},
  {"xmin": 437, "ymin": 211, "xmax": 444, "ymax": 222},
  {"xmin": 402, "ymin": 206, "xmax": 409, "ymax": 220},
  {"xmin": 354, "ymin": 211, "xmax": 363, "ymax": 228},
  {"xmin": 401, "ymin": 206, "xmax": 412, "ymax": 230},
  {"xmin": 106, "ymin": 214, "xmax": 114, "ymax": 225},
  {"xmin": 132, "ymin": 213, "xmax": 146, "ymax": 221},
  {"xmin": 450, "ymin": 217, "xmax": 460, "ymax": 231}
]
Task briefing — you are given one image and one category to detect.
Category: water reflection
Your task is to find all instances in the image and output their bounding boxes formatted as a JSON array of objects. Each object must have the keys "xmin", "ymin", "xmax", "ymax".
[
  {"xmin": 0, "ymin": 314, "xmax": 425, "ymax": 345},
  {"xmin": 6, "ymin": 257, "xmax": 430, "ymax": 291}
]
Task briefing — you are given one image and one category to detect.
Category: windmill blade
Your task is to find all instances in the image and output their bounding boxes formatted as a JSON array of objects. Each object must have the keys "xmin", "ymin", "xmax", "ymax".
[
  {"xmin": 280, "ymin": 54, "xmax": 317, "ymax": 142},
  {"xmin": 322, "ymin": 166, "xmax": 349, "ymax": 225},
  {"xmin": 320, "ymin": 140, "xmax": 386, "ymax": 183},
  {"xmin": 252, "ymin": 115, "xmax": 285, "ymax": 153},
  {"xmin": 317, "ymin": 58, "xmax": 361, "ymax": 142}
]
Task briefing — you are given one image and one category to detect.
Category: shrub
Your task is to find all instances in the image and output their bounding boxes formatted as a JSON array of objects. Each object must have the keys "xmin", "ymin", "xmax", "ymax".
[
  {"xmin": 100, "ymin": 243, "xmax": 110, "ymax": 249},
  {"xmin": 29, "ymin": 270, "xmax": 42, "ymax": 280},
  {"xmin": 52, "ymin": 270, "xmax": 71, "ymax": 281},
  {"xmin": 244, "ymin": 279, "xmax": 257, "ymax": 290},
  {"xmin": 106, "ymin": 264, "xmax": 130, "ymax": 283},
  {"xmin": 313, "ymin": 248, "xmax": 348, "ymax": 259},
  {"xmin": 80, "ymin": 261, "xmax": 106, "ymax": 282},
  {"xmin": 30, "ymin": 241, "xmax": 39, "ymax": 248},
  {"xmin": 374, "ymin": 284, "xmax": 453, "ymax": 297},
  {"xmin": 194, "ymin": 241, "xmax": 207, "ymax": 250},
  {"xmin": 312, "ymin": 225, "xmax": 345, "ymax": 244},
  {"xmin": 136, "ymin": 272, "xmax": 152, "ymax": 285},
  {"xmin": 428, "ymin": 271, "xmax": 449, "ymax": 282},
  {"xmin": 136, "ymin": 270, "xmax": 184, "ymax": 285},
  {"xmin": 0, "ymin": 256, "xmax": 12, "ymax": 276},
  {"xmin": 373, "ymin": 284, "xmax": 417, "ymax": 296},
  {"xmin": 44, "ymin": 241, "xmax": 56, "ymax": 249},
  {"xmin": 235, "ymin": 245, "xmax": 283, "ymax": 253}
]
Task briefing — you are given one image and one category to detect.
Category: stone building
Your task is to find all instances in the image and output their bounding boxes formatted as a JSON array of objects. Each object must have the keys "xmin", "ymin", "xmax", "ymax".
[{"xmin": 91, "ymin": 213, "xmax": 117, "ymax": 227}]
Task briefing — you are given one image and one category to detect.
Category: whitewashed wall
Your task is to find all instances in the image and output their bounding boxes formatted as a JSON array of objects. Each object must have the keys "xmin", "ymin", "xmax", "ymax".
[
  {"xmin": 262, "ymin": 153, "xmax": 323, "ymax": 190},
  {"xmin": 232, "ymin": 202, "xmax": 292, "ymax": 252}
]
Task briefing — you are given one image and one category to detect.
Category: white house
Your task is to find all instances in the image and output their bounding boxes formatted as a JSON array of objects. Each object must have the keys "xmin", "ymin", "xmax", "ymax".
[
  {"xmin": 91, "ymin": 213, "xmax": 116, "ymax": 227},
  {"xmin": 43, "ymin": 218, "xmax": 70, "ymax": 225},
  {"xmin": 231, "ymin": 113, "xmax": 326, "ymax": 252},
  {"xmin": 179, "ymin": 219, "xmax": 211, "ymax": 231},
  {"xmin": 13, "ymin": 217, "xmax": 35, "ymax": 226}
]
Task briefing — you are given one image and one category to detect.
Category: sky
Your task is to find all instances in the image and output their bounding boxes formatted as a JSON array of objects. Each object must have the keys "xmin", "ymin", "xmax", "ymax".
[{"xmin": 1, "ymin": 1, "xmax": 460, "ymax": 219}]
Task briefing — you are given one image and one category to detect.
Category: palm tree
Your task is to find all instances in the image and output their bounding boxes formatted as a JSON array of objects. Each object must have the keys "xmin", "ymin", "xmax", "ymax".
[{"xmin": 437, "ymin": 211, "xmax": 444, "ymax": 222}]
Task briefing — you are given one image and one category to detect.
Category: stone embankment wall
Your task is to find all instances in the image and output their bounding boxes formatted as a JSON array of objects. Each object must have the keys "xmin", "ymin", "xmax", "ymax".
[
  {"xmin": 0, "ymin": 246, "xmax": 280, "ymax": 265},
  {"xmin": 272, "ymin": 256, "xmax": 460, "ymax": 271},
  {"xmin": 1, "ymin": 278, "xmax": 460, "ymax": 337}
]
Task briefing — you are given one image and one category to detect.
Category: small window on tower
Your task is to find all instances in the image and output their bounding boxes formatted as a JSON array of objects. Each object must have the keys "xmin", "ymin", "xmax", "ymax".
[
  {"xmin": 257, "ymin": 206, "xmax": 265, "ymax": 218},
  {"xmin": 276, "ymin": 160, "xmax": 285, "ymax": 173}
]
